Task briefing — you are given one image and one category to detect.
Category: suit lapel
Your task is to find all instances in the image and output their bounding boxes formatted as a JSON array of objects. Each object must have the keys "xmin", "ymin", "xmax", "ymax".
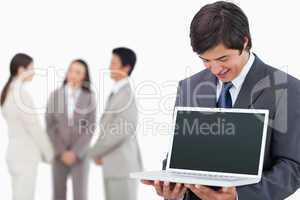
[
  {"xmin": 101, "ymin": 84, "xmax": 130, "ymax": 123},
  {"xmin": 58, "ymin": 87, "xmax": 68, "ymax": 122},
  {"xmin": 234, "ymin": 55, "xmax": 267, "ymax": 108},
  {"xmin": 195, "ymin": 71, "xmax": 218, "ymax": 107},
  {"xmin": 105, "ymin": 83, "xmax": 130, "ymax": 111}
]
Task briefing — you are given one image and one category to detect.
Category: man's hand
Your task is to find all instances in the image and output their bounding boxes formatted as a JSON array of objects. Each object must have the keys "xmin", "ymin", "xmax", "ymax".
[
  {"xmin": 61, "ymin": 151, "xmax": 76, "ymax": 166},
  {"xmin": 185, "ymin": 184, "xmax": 237, "ymax": 200},
  {"xmin": 142, "ymin": 180, "xmax": 187, "ymax": 199},
  {"xmin": 94, "ymin": 158, "xmax": 103, "ymax": 165}
]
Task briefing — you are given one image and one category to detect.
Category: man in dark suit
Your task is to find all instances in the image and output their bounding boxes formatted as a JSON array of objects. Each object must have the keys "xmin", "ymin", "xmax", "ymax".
[{"xmin": 142, "ymin": 1, "xmax": 300, "ymax": 200}]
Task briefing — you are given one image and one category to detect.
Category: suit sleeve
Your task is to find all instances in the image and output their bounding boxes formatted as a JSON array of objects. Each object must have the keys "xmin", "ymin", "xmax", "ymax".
[
  {"xmin": 71, "ymin": 93, "xmax": 96, "ymax": 159},
  {"xmin": 89, "ymin": 94, "xmax": 138, "ymax": 159},
  {"xmin": 19, "ymin": 89, "xmax": 54, "ymax": 163},
  {"xmin": 45, "ymin": 91, "xmax": 66, "ymax": 157},
  {"xmin": 237, "ymin": 80, "xmax": 300, "ymax": 200}
]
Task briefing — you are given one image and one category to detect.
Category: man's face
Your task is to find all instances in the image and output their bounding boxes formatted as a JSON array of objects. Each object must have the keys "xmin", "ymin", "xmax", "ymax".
[
  {"xmin": 109, "ymin": 54, "xmax": 129, "ymax": 81},
  {"xmin": 199, "ymin": 43, "xmax": 249, "ymax": 82}
]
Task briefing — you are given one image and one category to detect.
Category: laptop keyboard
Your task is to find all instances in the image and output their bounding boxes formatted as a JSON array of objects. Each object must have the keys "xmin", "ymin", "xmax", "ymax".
[{"xmin": 168, "ymin": 171, "xmax": 239, "ymax": 180}]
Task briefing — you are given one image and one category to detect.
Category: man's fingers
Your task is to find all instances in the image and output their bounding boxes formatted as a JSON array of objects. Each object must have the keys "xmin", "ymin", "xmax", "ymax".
[
  {"xmin": 162, "ymin": 181, "xmax": 171, "ymax": 197},
  {"xmin": 195, "ymin": 185, "xmax": 214, "ymax": 194},
  {"xmin": 188, "ymin": 185, "xmax": 211, "ymax": 200},
  {"xmin": 141, "ymin": 180, "xmax": 154, "ymax": 185},
  {"xmin": 154, "ymin": 180, "xmax": 163, "ymax": 196},
  {"xmin": 221, "ymin": 186, "xmax": 235, "ymax": 193},
  {"xmin": 172, "ymin": 183, "xmax": 183, "ymax": 195},
  {"xmin": 144, "ymin": 180, "xmax": 186, "ymax": 199},
  {"xmin": 222, "ymin": 187, "xmax": 229, "ymax": 192},
  {"xmin": 184, "ymin": 184, "xmax": 236, "ymax": 200},
  {"xmin": 179, "ymin": 186, "xmax": 188, "ymax": 197}
]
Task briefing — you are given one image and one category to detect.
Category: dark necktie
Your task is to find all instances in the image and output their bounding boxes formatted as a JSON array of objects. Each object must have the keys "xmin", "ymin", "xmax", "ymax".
[{"xmin": 217, "ymin": 82, "xmax": 233, "ymax": 108}]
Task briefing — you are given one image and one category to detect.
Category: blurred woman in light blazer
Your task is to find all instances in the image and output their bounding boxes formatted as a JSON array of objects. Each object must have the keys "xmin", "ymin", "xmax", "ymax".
[
  {"xmin": 1, "ymin": 53, "xmax": 54, "ymax": 200},
  {"xmin": 46, "ymin": 59, "xmax": 96, "ymax": 200}
]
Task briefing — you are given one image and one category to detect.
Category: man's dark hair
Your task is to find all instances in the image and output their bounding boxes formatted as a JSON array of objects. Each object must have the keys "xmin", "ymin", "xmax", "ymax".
[
  {"xmin": 112, "ymin": 47, "xmax": 137, "ymax": 76},
  {"xmin": 190, "ymin": 1, "xmax": 252, "ymax": 55}
]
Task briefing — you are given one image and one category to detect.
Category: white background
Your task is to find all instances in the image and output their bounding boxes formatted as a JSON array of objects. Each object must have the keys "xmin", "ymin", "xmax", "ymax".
[{"xmin": 0, "ymin": 0, "xmax": 300, "ymax": 199}]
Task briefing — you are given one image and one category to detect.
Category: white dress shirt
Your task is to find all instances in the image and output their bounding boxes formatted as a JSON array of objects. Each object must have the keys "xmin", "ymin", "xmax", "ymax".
[
  {"xmin": 65, "ymin": 84, "xmax": 81, "ymax": 120},
  {"xmin": 216, "ymin": 52, "xmax": 255, "ymax": 106}
]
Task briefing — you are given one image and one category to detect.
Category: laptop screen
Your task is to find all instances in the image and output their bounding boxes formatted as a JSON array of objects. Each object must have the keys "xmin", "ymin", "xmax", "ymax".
[{"xmin": 169, "ymin": 110, "xmax": 266, "ymax": 175}]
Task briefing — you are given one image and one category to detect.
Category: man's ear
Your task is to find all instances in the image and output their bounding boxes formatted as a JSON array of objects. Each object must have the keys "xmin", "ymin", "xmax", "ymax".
[
  {"xmin": 124, "ymin": 65, "xmax": 131, "ymax": 76},
  {"xmin": 243, "ymin": 37, "xmax": 249, "ymax": 50}
]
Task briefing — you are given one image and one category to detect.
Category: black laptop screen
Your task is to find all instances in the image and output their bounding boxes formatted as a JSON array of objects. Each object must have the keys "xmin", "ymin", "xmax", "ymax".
[{"xmin": 169, "ymin": 110, "xmax": 266, "ymax": 175}]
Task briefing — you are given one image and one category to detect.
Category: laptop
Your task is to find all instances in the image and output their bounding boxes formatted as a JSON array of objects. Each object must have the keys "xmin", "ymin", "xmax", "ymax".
[{"xmin": 130, "ymin": 107, "xmax": 269, "ymax": 187}]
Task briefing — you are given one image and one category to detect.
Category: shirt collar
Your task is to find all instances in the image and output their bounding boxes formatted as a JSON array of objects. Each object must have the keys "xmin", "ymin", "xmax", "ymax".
[
  {"xmin": 218, "ymin": 52, "xmax": 255, "ymax": 90},
  {"xmin": 112, "ymin": 78, "xmax": 129, "ymax": 94},
  {"xmin": 65, "ymin": 84, "xmax": 81, "ymax": 98}
]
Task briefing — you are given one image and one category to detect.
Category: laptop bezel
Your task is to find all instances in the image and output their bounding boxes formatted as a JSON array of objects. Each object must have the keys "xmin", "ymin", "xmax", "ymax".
[{"xmin": 166, "ymin": 106, "xmax": 269, "ymax": 179}]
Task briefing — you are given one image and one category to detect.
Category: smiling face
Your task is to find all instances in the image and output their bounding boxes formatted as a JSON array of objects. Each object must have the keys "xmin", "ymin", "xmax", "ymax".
[{"xmin": 199, "ymin": 42, "xmax": 250, "ymax": 82}]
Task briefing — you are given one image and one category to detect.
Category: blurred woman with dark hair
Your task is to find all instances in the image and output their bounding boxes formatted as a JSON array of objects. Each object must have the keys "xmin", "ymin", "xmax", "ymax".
[
  {"xmin": 46, "ymin": 59, "xmax": 96, "ymax": 200},
  {"xmin": 1, "ymin": 53, "xmax": 54, "ymax": 200}
]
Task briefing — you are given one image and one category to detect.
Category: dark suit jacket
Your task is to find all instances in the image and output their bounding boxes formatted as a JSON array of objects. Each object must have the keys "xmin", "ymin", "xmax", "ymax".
[{"xmin": 163, "ymin": 54, "xmax": 300, "ymax": 200}]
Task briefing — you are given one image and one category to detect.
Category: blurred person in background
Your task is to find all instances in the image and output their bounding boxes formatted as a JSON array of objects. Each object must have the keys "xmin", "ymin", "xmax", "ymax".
[
  {"xmin": 1, "ymin": 53, "xmax": 54, "ymax": 200},
  {"xmin": 46, "ymin": 59, "xmax": 96, "ymax": 200},
  {"xmin": 89, "ymin": 47, "xmax": 143, "ymax": 200}
]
